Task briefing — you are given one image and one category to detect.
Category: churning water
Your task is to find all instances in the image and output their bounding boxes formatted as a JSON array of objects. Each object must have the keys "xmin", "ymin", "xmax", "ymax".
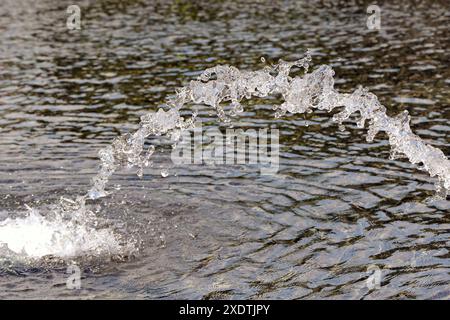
[{"xmin": 0, "ymin": 0, "xmax": 449, "ymax": 299}]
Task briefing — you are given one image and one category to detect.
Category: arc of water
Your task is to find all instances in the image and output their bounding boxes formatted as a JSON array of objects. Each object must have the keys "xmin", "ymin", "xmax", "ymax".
[{"xmin": 87, "ymin": 51, "xmax": 450, "ymax": 201}]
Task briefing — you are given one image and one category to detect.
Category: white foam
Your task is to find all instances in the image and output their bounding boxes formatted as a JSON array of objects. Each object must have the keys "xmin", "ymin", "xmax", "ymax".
[{"xmin": 0, "ymin": 208, "xmax": 124, "ymax": 259}]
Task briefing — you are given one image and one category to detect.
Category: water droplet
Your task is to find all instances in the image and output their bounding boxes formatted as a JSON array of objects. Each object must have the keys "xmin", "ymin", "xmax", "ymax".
[
  {"xmin": 161, "ymin": 169, "xmax": 169, "ymax": 178},
  {"xmin": 137, "ymin": 168, "xmax": 144, "ymax": 178}
]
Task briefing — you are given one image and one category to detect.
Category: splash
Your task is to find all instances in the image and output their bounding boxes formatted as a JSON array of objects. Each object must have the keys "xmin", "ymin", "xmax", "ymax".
[
  {"xmin": 2, "ymin": 51, "xmax": 448, "ymax": 261},
  {"xmin": 88, "ymin": 51, "xmax": 450, "ymax": 201},
  {"xmin": 0, "ymin": 198, "xmax": 134, "ymax": 261}
]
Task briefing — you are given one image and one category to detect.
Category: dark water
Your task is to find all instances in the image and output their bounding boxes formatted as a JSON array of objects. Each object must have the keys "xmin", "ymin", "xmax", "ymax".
[{"xmin": 0, "ymin": 0, "xmax": 449, "ymax": 299}]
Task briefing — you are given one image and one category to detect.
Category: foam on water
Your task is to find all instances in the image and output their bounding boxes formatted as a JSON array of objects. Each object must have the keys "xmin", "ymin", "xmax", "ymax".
[{"xmin": 0, "ymin": 199, "xmax": 132, "ymax": 261}]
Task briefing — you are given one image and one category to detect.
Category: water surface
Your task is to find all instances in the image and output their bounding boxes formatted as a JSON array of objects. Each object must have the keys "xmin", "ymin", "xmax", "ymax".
[{"xmin": 0, "ymin": 0, "xmax": 449, "ymax": 299}]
